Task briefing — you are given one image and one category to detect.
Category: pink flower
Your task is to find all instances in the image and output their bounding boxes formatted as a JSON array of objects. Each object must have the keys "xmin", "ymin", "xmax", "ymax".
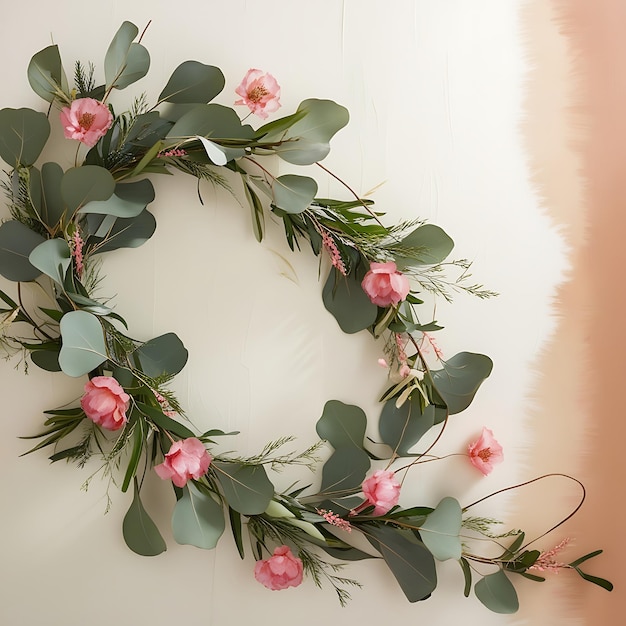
[
  {"xmin": 154, "ymin": 437, "xmax": 212, "ymax": 488},
  {"xmin": 234, "ymin": 69, "xmax": 281, "ymax": 119},
  {"xmin": 80, "ymin": 376, "xmax": 130, "ymax": 431},
  {"xmin": 60, "ymin": 98, "xmax": 113, "ymax": 147},
  {"xmin": 361, "ymin": 469, "xmax": 401, "ymax": 515},
  {"xmin": 254, "ymin": 545, "xmax": 303, "ymax": 591},
  {"xmin": 361, "ymin": 261, "xmax": 410, "ymax": 307},
  {"xmin": 468, "ymin": 427, "xmax": 504, "ymax": 476}
]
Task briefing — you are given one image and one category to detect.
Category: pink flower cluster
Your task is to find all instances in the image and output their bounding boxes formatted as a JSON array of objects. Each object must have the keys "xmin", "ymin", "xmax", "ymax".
[
  {"xmin": 322, "ymin": 231, "xmax": 347, "ymax": 275},
  {"xmin": 254, "ymin": 545, "xmax": 303, "ymax": 590},
  {"xmin": 361, "ymin": 261, "xmax": 410, "ymax": 307},
  {"xmin": 60, "ymin": 98, "xmax": 113, "ymax": 148},
  {"xmin": 154, "ymin": 437, "xmax": 212, "ymax": 488},
  {"xmin": 235, "ymin": 69, "xmax": 281, "ymax": 119},
  {"xmin": 81, "ymin": 376, "xmax": 130, "ymax": 431},
  {"xmin": 468, "ymin": 427, "xmax": 504, "ymax": 476},
  {"xmin": 70, "ymin": 230, "xmax": 84, "ymax": 278},
  {"xmin": 316, "ymin": 508, "xmax": 352, "ymax": 532}
]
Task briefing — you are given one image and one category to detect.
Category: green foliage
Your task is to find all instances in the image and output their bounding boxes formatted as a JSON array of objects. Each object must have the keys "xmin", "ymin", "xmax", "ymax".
[
  {"xmin": 378, "ymin": 396, "xmax": 435, "ymax": 456},
  {"xmin": 132, "ymin": 333, "xmax": 188, "ymax": 378},
  {"xmin": 104, "ymin": 21, "xmax": 150, "ymax": 91},
  {"xmin": 0, "ymin": 220, "xmax": 45, "ymax": 281},
  {"xmin": 474, "ymin": 570, "xmax": 519, "ymax": 614},
  {"xmin": 272, "ymin": 174, "xmax": 318, "ymax": 214},
  {"xmin": 172, "ymin": 483, "xmax": 225, "ymax": 549},
  {"xmin": 28, "ymin": 45, "xmax": 69, "ymax": 104},
  {"xmin": 212, "ymin": 461, "xmax": 274, "ymax": 515},
  {"xmin": 123, "ymin": 480, "xmax": 167, "ymax": 556},
  {"xmin": 419, "ymin": 497, "xmax": 462, "ymax": 561},
  {"xmin": 28, "ymin": 238, "xmax": 71, "ymax": 286},
  {"xmin": 158, "ymin": 61, "xmax": 225, "ymax": 105},
  {"xmin": 393, "ymin": 224, "xmax": 454, "ymax": 270},
  {"xmin": 58, "ymin": 310, "xmax": 108, "ymax": 377},
  {"xmin": 29, "ymin": 162, "xmax": 66, "ymax": 230},
  {"xmin": 0, "ymin": 108, "xmax": 50, "ymax": 167}
]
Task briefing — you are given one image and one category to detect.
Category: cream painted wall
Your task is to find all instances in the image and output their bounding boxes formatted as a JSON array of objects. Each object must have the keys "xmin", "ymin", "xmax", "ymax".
[{"xmin": 0, "ymin": 2, "xmax": 570, "ymax": 625}]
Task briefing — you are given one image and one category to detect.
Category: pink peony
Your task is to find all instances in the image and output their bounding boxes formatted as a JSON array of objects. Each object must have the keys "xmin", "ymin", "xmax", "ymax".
[
  {"xmin": 361, "ymin": 261, "xmax": 411, "ymax": 307},
  {"xmin": 154, "ymin": 437, "xmax": 212, "ymax": 488},
  {"xmin": 234, "ymin": 69, "xmax": 281, "ymax": 119},
  {"xmin": 361, "ymin": 469, "xmax": 401, "ymax": 515},
  {"xmin": 60, "ymin": 98, "xmax": 113, "ymax": 147},
  {"xmin": 254, "ymin": 545, "xmax": 303, "ymax": 591},
  {"xmin": 81, "ymin": 376, "xmax": 130, "ymax": 431},
  {"xmin": 468, "ymin": 427, "xmax": 504, "ymax": 476}
]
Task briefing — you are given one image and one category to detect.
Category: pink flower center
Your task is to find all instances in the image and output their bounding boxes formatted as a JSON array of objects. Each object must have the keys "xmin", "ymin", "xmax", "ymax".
[
  {"xmin": 477, "ymin": 447, "xmax": 492, "ymax": 461},
  {"xmin": 248, "ymin": 85, "xmax": 269, "ymax": 103},
  {"xmin": 78, "ymin": 112, "xmax": 96, "ymax": 130}
]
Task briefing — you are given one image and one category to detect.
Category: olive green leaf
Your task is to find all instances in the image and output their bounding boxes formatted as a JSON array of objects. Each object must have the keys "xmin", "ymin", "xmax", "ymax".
[
  {"xmin": 474, "ymin": 570, "xmax": 519, "ymax": 614},
  {"xmin": 172, "ymin": 483, "xmax": 225, "ymax": 549},
  {"xmin": 27, "ymin": 45, "xmax": 68, "ymax": 103},
  {"xmin": 58, "ymin": 310, "xmax": 108, "ymax": 377},
  {"xmin": 0, "ymin": 220, "xmax": 45, "ymax": 282},
  {"xmin": 0, "ymin": 108, "xmax": 50, "ymax": 167},
  {"xmin": 104, "ymin": 21, "xmax": 150, "ymax": 90},
  {"xmin": 122, "ymin": 479, "xmax": 167, "ymax": 556},
  {"xmin": 158, "ymin": 61, "xmax": 225, "ymax": 104}
]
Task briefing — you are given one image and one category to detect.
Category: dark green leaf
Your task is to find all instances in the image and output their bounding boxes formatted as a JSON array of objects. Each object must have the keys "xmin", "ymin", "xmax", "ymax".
[
  {"xmin": 121, "ymin": 411, "xmax": 146, "ymax": 492},
  {"xmin": 29, "ymin": 162, "xmax": 66, "ymax": 229},
  {"xmin": 172, "ymin": 483, "xmax": 225, "ymax": 549},
  {"xmin": 367, "ymin": 525, "xmax": 437, "ymax": 602},
  {"xmin": 0, "ymin": 108, "xmax": 50, "ymax": 167},
  {"xmin": 568, "ymin": 549, "xmax": 604, "ymax": 568},
  {"xmin": 272, "ymin": 174, "xmax": 318, "ymax": 214},
  {"xmin": 31, "ymin": 349, "xmax": 61, "ymax": 372},
  {"xmin": 474, "ymin": 570, "xmax": 519, "ymax": 614},
  {"xmin": 122, "ymin": 479, "xmax": 167, "ymax": 556},
  {"xmin": 316, "ymin": 400, "xmax": 367, "ymax": 451},
  {"xmin": 460, "ymin": 557, "xmax": 472, "ymax": 597},
  {"xmin": 88, "ymin": 209, "xmax": 156, "ymax": 253},
  {"xmin": 572, "ymin": 567, "xmax": 614, "ymax": 592},
  {"xmin": 61, "ymin": 166, "xmax": 115, "ymax": 219},
  {"xmin": 158, "ymin": 61, "xmax": 225, "ymax": 104},
  {"xmin": 213, "ymin": 461, "xmax": 274, "ymax": 515},
  {"xmin": 229, "ymin": 508, "xmax": 245, "ymax": 559},
  {"xmin": 104, "ymin": 21, "xmax": 150, "ymax": 90},
  {"xmin": 27, "ymin": 45, "xmax": 68, "ymax": 103},
  {"xmin": 319, "ymin": 446, "xmax": 370, "ymax": 496},
  {"xmin": 243, "ymin": 181, "xmax": 264, "ymax": 242},
  {"xmin": 395, "ymin": 224, "xmax": 455, "ymax": 269},
  {"xmin": 132, "ymin": 333, "xmax": 188, "ymax": 378},
  {"xmin": 379, "ymin": 397, "xmax": 435, "ymax": 456},
  {"xmin": 136, "ymin": 402, "xmax": 196, "ymax": 439},
  {"xmin": 0, "ymin": 220, "xmax": 45, "ymax": 281}
]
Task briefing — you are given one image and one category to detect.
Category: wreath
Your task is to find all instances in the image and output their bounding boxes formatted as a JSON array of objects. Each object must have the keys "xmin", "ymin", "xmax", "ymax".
[{"xmin": 0, "ymin": 21, "xmax": 612, "ymax": 612}]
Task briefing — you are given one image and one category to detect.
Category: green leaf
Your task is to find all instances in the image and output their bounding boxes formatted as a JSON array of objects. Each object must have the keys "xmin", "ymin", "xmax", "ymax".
[
  {"xmin": 0, "ymin": 220, "xmax": 45, "ymax": 281},
  {"xmin": 0, "ymin": 108, "xmax": 50, "ymax": 167},
  {"xmin": 87, "ymin": 209, "xmax": 157, "ymax": 253},
  {"xmin": 229, "ymin": 507, "xmax": 245, "ymax": 559},
  {"xmin": 104, "ymin": 21, "xmax": 150, "ymax": 90},
  {"xmin": 213, "ymin": 461, "xmax": 274, "ymax": 515},
  {"xmin": 29, "ymin": 162, "xmax": 66, "ymax": 229},
  {"xmin": 28, "ymin": 238, "xmax": 71, "ymax": 286},
  {"xmin": 379, "ymin": 397, "xmax": 435, "ymax": 456},
  {"xmin": 158, "ymin": 61, "xmax": 225, "ymax": 104},
  {"xmin": 572, "ymin": 567, "xmax": 614, "ymax": 592},
  {"xmin": 121, "ymin": 411, "xmax": 146, "ymax": 492},
  {"xmin": 429, "ymin": 352, "xmax": 493, "ymax": 415},
  {"xmin": 166, "ymin": 103, "xmax": 254, "ymax": 144},
  {"xmin": 122, "ymin": 479, "xmax": 167, "ymax": 556},
  {"xmin": 568, "ymin": 549, "xmax": 604, "ymax": 568},
  {"xmin": 172, "ymin": 483, "xmax": 225, "ymax": 549},
  {"xmin": 419, "ymin": 497, "xmax": 462, "ymax": 561},
  {"xmin": 272, "ymin": 174, "xmax": 318, "ymax": 214},
  {"xmin": 196, "ymin": 136, "xmax": 227, "ymax": 166},
  {"xmin": 79, "ymin": 179, "xmax": 154, "ymax": 218},
  {"xmin": 271, "ymin": 99, "xmax": 349, "ymax": 165},
  {"xmin": 58, "ymin": 310, "xmax": 108, "ymax": 377},
  {"xmin": 316, "ymin": 400, "xmax": 367, "ymax": 451},
  {"xmin": 61, "ymin": 166, "xmax": 115, "ymax": 219},
  {"xmin": 136, "ymin": 402, "xmax": 196, "ymax": 439},
  {"xmin": 367, "ymin": 525, "xmax": 437, "ymax": 602},
  {"xmin": 319, "ymin": 446, "xmax": 370, "ymax": 496},
  {"xmin": 132, "ymin": 333, "xmax": 188, "ymax": 378},
  {"xmin": 243, "ymin": 181, "xmax": 264, "ymax": 242},
  {"xmin": 322, "ymin": 266, "xmax": 378, "ymax": 334},
  {"xmin": 474, "ymin": 570, "xmax": 519, "ymax": 614},
  {"xmin": 27, "ymin": 45, "xmax": 68, "ymax": 103},
  {"xmin": 460, "ymin": 557, "xmax": 472, "ymax": 597},
  {"xmin": 395, "ymin": 224, "xmax": 455, "ymax": 270},
  {"xmin": 30, "ymin": 349, "xmax": 62, "ymax": 372}
]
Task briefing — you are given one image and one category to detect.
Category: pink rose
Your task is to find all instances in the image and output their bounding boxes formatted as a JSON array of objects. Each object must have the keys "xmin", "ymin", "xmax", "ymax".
[
  {"xmin": 80, "ymin": 376, "xmax": 130, "ymax": 431},
  {"xmin": 254, "ymin": 545, "xmax": 303, "ymax": 591},
  {"xmin": 361, "ymin": 261, "xmax": 410, "ymax": 307},
  {"xmin": 234, "ymin": 69, "xmax": 281, "ymax": 119},
  {"xmin": 60, "ymin": 98, "xmax": 113, "ymax": 147},
  {"xmin": 154, "ymin": 437, "xmax": 212, "ymax": 488},
  {"xmin": 361, "ymin": 469, "xmax": 401, "ymax": 515},
  {"xmin": 468, "ymin": 427, "xmax": 504, "ymax": 476}
]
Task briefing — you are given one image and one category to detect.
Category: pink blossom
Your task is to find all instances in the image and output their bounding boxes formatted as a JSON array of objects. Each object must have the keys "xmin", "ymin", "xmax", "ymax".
[
  {"xmin": 60, "ymin": 98, "xmax": 113, "ymax": 147},
  {"xmin": 361, "ymin": 261, "xmax": 410, "ymax": 307},
  {"xmin": 254, "ymin": 545, "xmax": 303, "ymax": 590},
  {"xmin": 468, "ymin": 427, "xmax": 504, "ymax": 476},
  {"xmin": 154, "ymin": 437, "xmax": 212, "ymax": 488},
  {"xmin": 361, "ymin": 469, "xmax": 401, "ymax": 515},
  {"xmin": 529, "ymin": 538, "xmax": 570, "ymax": 573},
  {"xmin": 316, "ymin": 508, "xmax": 352, "ymax": 532},
  {"xmin": 234, "ymin": 69, "xmax": 281, "ymax": 119},
  {"xmin": 80, "ymin": 376, "xmax": 130, "ymax": 431}
]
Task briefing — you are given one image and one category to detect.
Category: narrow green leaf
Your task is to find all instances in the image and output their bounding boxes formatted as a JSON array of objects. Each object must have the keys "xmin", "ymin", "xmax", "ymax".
[
  {"xmin": 121, "ymin": 412, "xmax": 145, "ymax": 493},
  {"xmin": 460, "ymin": 557, "xmax": 472, "ymax": 597},
  {"xmin": 243, "ymin": 181, "xmax": 264, "ymax": 242},
  {"xmin": 172, "ymin": 483, "xmax": 225, "ymax": 549},
  {"xmin": 568, "ymin": 549, "xmax": 604, "ymax": 568},
  {"xmin": 122, "ymin": 479, "xmax": 167, "ymax": 556},
  {"xmin": 572, "ymin": 567, "xmax": 614, "ymax": 592},
  {"xmin": 474, "ymin": 570, "xmax": 519, "ymax": 614},
  {"xmin": 229, "ymin": 508, "xmax": 245, "ymax": 559},
  {"xmin": 136, "ymin": 402, "xmax": 196, "ymax": 439}
]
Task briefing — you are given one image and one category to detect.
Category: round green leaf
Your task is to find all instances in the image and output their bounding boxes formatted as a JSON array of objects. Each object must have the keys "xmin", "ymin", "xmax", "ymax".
[
  {"xmin": 420, "ymin": 497, "xmax": 462, "ymax": 561},
  {"xmin": 474, "ymin": 570, "xmax": 519, "ymax": 614},
  {"xmin": 27, "ymin": 44, "xmax": 69, "ymax": 103},
  {"xmin": 0, "ymin": 108, "xmax": 50, "ymax": 167},
  {"xmin": 213, "ymin": 461, "xmax": 274, "ymax": 515},
  {"xmin": 158, "ymin": 60, "xmax": 225, "ymax": 104},
  {"xmin": 28, "ymin": 238, "xmax": 71, "ymax": 285},
  {"xmin": 123, "ymin": 481, "xmax": 167, "ymax": 556},
  {"xmin": 316, "ymin": 400, "xmax": 367, "ymax": 451},
  {"xmin": 105, "ymin": 21, "xmax": 150, "ymax": 90},
  {"xmin": 272, "ymin": 174, "xmax": 318, "ymax": 214},
  {"xmin": 58, "ymin": 310, "xmax": 108, "ymax": 377},
  {"xmin": 0, "ymin": 220, "xmax": 45, "ymax": 282},
  {"xmin": 61, "ymin": 166, "xmax": 115, "ymax": 218},
  {"xmin": 172, "ymin": 483, "xmax": 225, "ymax": 550},
  {"xmin": 132, "ymin": 332, "xmax": 188, "ymax": 378}
]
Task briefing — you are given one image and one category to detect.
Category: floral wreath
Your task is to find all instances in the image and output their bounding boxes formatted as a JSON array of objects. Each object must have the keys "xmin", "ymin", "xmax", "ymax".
[{"xmin": 0, "ymin": 21, "xmax": 612, "ymax": 612}]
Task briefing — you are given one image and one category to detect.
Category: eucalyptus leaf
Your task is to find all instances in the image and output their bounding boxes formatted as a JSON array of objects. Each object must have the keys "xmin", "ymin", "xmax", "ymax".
[
  {"xmin": 395, "ymin": 224, "xmax": 455, "ymax": 270},
  {"xmin": 104, "ymin": 21, "xmax": 150, "ymax": 90},
  {"xmin": 29, "ymin": 162, "xmax": 65, "ymax": 229},
  {"xmin": 196, "ymin": 136, "xmax": 227, "ymax": 165},
  {"xmin": 419, "ymin": 497, "xmax": 462, "ymax": 561},
  {"xmin": 379, "ymin": 397, "xmax": 436, "ymax": 456},
  {"xmin": 28, "ymin": 238, "xmax": 71, "ymax": 286},
  {"xmin": 27, "ymin": 45, "xmax": 68, "ymax": 103},
  {"xmin": 272, "ymin": 174, "xmax": 318, "ymax": 214},
  {"xmin": 132, "ymin": 333, "xmax": 188, "ymax": 378},
  {"xmin": 30, "ymin": 349, "xmax": 62, "ymax": 372},
  {"xmin": 123, "ymin": 480, "xmax": 167, "ymax": 556},
  {"xmin": 79, "ymin": 193, "xmax": 146, "ymax": 218},
  {"xmin": 58, "ymin": 310, "xmax": 108, "ymax": 377},
  {"xmin": 88, "ymin": 209, "xmax": 156, "ymax": 253},
  {"xmin": 322, "ymin": 266, "xmax": 378, "ymax": 334},
  {"xmin": 213, "ymin": 461, "xmax": 274, "ymax": 515},
  {"xmin": 158, "ymin": 61, "xmax": 225, "ymax": 104},
  {"xmin": 61, "ymin": 166, "xmax": 115, "ymax": 219},
  {"xmin": 429, "ymin": 352, "xmax": 493, "ymax": 415},
  {"xmin": 271, "ymin": 99, "xmax": 349, "ymax": 165},
  {"xmin": 367, "ymin": 525, "xmax": 437, "ymax": 603},
  {"xmin": 0, "ymin": 108, "xmax": 50, "ymax": 167},
  {"xmin": 166, "ymin": 103, "xmax": 254, "ymax": 144},
  {"xmin": 0, "ymin": 220, "xmax": 45, "ymax": 281},
  {"xmin": 316, "ymin": 400, "xmax": 367, "ymax": 451},
  {"xmin": 319, "ymin": 446, "xmax": 370, "ymax": 496},
  {"xmin": 474, "ymin": 570, "xmax": 519, "ymax": 614},
  {"xmin": 172, "ymin": 483, "xmax": 225, "ymax": 549}
]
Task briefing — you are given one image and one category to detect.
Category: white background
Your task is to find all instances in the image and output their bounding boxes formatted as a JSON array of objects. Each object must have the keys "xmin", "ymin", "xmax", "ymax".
[{"xmin": 0, "ymin": 2, "xmax": 570, "ymax": 625}]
